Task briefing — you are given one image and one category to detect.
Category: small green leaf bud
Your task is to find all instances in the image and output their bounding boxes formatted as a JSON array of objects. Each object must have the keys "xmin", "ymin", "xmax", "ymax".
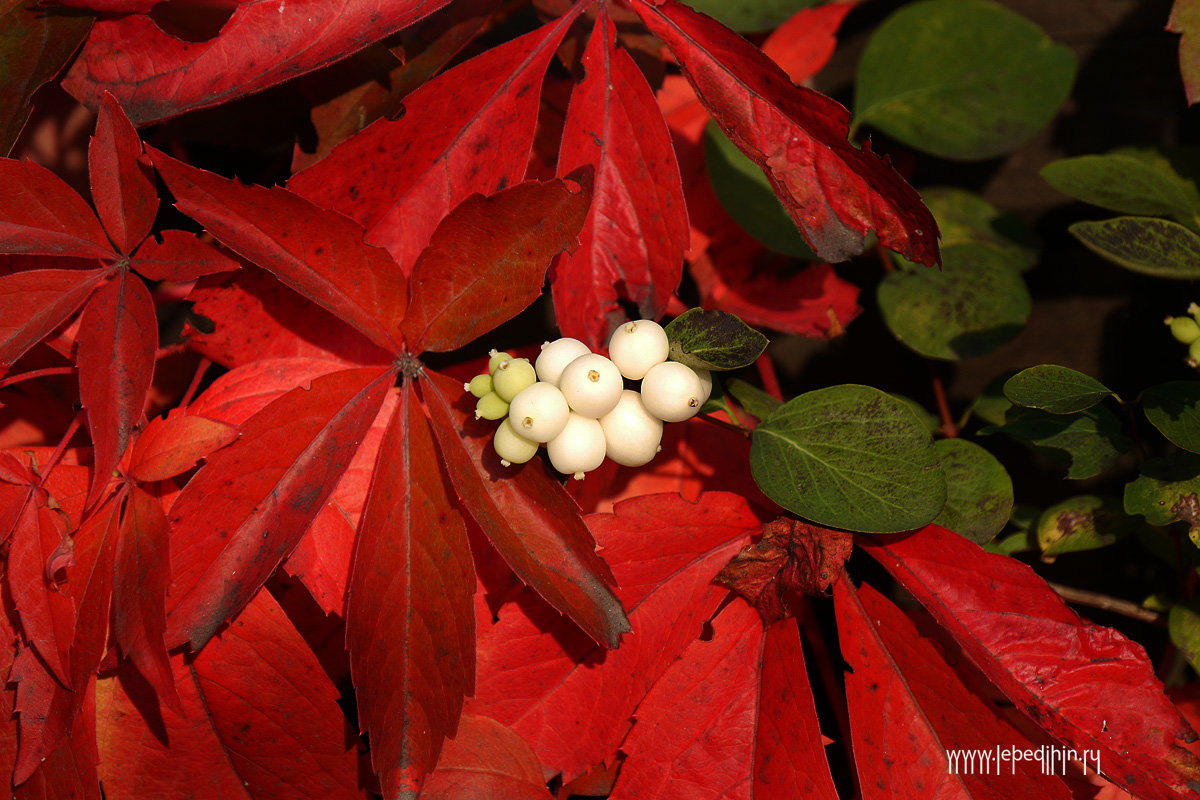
[
  {"xmin": 466, "ymin": 373, "xmax": 493, "ymax": 398},
  {"xmin": 475, "ymin": 391, "xmax": 509, "ymax": 420},
  {"xmin": 492, "ymin": 357, "xmax": 537, "ymax": 401}
]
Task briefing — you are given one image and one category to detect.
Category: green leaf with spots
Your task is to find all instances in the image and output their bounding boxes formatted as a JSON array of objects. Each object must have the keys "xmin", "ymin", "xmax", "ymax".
[
  {"xmin": 681, "ymin": 0, "xmax": 821, "ymax": 32},
  {"xmin": 1143, "ymin": 381, "xmax": 1200, "ymax": 453},
  {"xmin": 982, "ymin": 405, "xmax": 1130, "ymax": 479},
  {"xmin": 750, "ymin": 384, "xmax": 945, "ymax": 533},
  {"xmin": 1169, "ymin": 600, "xmax": 1200, "ymax": 675},
  {"xmin": 1041, "ymin": 149, "xmax": 1200, "ymax": 226},
  {"xmin": 725, "ymin": 377, "xmax": 782, "ymax": 422},
  {"xmin": 665, "ymin": 308, "xmax": 769, "ymax": 371},
  {"xmin": 921, "ymin": 187, "xmax": 1040, "ymax": 270},
  {"xmin": 1069, "ymin": 217, "xmax": 1200, "ymax": 279},
  {"xmin": 1003, "ymin": 364, "xmax": 1113, "ymax": 414},
  {"xmin": 853, "ymin": 0, "xmax": 1076, "ymax": 160},
  {"xmin": 1036, "ymin": 495, "xmax": 1142, "ymax": 556},
  {"xmin": 931, "ymin": 439, "xmax": 1013, "ymax": 544},
  {"xmin": 878, "ymin": 244, "xmax": 1031, "ymax": 361},
  {"xmin": 1124, "ymin": 452, "xmax": 1200, "ymax": 527}
]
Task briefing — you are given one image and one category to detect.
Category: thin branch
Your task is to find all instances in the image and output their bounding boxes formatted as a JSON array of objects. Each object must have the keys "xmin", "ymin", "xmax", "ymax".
[{"xmin": 1047, "ymin": 582, "xmax": 1165, "ymax": 626}]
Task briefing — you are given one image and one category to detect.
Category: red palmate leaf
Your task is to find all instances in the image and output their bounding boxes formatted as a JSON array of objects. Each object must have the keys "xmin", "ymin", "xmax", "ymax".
[
  {"xmin": 76, "ymin": 272, "xmax": 158, "ymax": 508},
  {"xmin": 863, "ymin": 526, "xmax": 1200, "ymax": 800},
  {"xmin": 131, "ymin": 230, "xmax": 241, "ymax": 283},
  {"xmin": 89, "ymin": 93, "xmax": 156, "ymax": 256},
  {"xmin": 164, "ymin": 365, "xmax": 394, "ymax": 651},
  {"xmin": 127, "ymin": 410, "xmax": 238, "ymax": 484},
  {"xmin": 288, "ymin": 6, "xmax": 583, "ymax": 271},
  {"xmin": 420, "ymin": 714, "xmax": 553, "ymax": 800},
  {"xmin": 612, "ymin": 601, "xmax": 839, "ymax": 800},
  {"xmin": 467, "ymin": 491, "xmax": 765, "ymax": 782},
  {"xmin": 149, "ymin": 149, "xmax": 407, "ymax": 353},
  {"xmin": 633, "ymin": 0, "xmax": 939, "ymax": 266},
  {"xmin": 421, "ymin": 369, "xmax": 628, "ymax": 650},
  {"xmin": 188, "ymin": 356, "xmax": 357, "ymax": 425},
  {"xmin": 0, "ymin": 160, "xmax": 114, "ymax": 259},
  {"xmin": 0, "ymin": 268, "xmax": 108, "ymax": 371},
  {"xmin": 8, "ymin": 496, "xmax": 74, "ymax": 686},
  {"xmin": 551, "ymin": 10, "xmax": 688, "ymax": 349},
  {"xmin": 97, "ymin": 590, "xmax": 365, "ymax": 799},
  {"xmin": 61, "ymin": 0, "xmax": 454, "ymax": 125},
  {"xmin": 346, "ymin": 381, "xmax": 475, "ymax": 799},
  {"xmin": 402, "ymin": 170, "xmax": 593, "ymax": 353},
  {"xmin": 835, "ymin": 577, "xmax": 1072, "ymax": 800}
]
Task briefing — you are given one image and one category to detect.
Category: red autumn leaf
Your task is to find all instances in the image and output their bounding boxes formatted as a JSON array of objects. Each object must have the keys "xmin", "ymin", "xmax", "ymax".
[
  {"xmin": 550, "ymin": 10, "xmax": 689, "ymax": 349},
  {"xmin": 0, "ymin": 160, "xmax": 114, "ymax": 259},
  {"xmin": 633, "ymin": 0, "xmax": 939, "ymax": 266},
  {"xmin": 760, "ymin": 2, "xmax": 857, "ymax": 85},
  {"xmin": 402, "ymin": 170, "xmax": 593, "ymax": 353},
  {"xmin": 467, "ymin": 491, "xmax": 765, "ymax": 782},
  {"xmin": 96, "ymin": 590, "xmax": 365, "ymax": 799},
  {"xmin": 61, "ymin": 0, "xmax": 454, "ymax": 125},
  {"xmin": 164, "ymin": 365, "xmax": 393, "ymax": 651},
  {"xmin": 421, "ymin": 369, "xmax": 628, "ymax": 650},
  {"xmin": 288, "ymin": 7, "xmax": 583, "ymax": 271},
  {"xmin": 188, "ymin": 356, "xmax": 356, "ymax": 425},
  {"xmin": 127, "ymin": 410, "xmax": 238, "ymax": 483},
  {"xmin": 131, "ymin": 230, "xmax": 241, "ymax": 282},
  {"xmin": 8, "ymin": 495, "xmax": 75, "ymax": 687},
  {"xmin": 149, "ymin": 149, "xmax": 407, "ymax": 353},
  {"xmin": 76, "ymin": 272, "xmax": 158, "ymax": 508},
  {"xmin": 0, "ymin": 267, "xmax": 109, "ymax": 371},
  {"xmin": 862, "ymin": 525, "xmax": 1200, "ymax": 800},
  {"xmin": 346, "ymin": 381, "xmax": 475, "ymax": 799},
  {"xmin": 90, "ymin": 93, "xmax": 157, "ymax": 256},
  {"xmin": 420, "ymin": 714, "xmax": 553, "ymax": 800},
  {"xmin": 612, "ymin": 601, "xmax": 839, "ymax": 800},
  {"xmin": 835, "ymin": 577, "xmax": 1074, "ymax": 800}
]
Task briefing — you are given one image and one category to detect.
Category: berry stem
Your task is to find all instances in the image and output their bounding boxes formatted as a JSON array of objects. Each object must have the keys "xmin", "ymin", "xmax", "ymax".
[{"xmin": 928, "ymin": 362, "xmax": 957, "ymax": 439}]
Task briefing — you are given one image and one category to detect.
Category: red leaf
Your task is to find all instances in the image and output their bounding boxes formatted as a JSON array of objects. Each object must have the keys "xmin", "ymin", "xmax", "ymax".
[
  {"xmin": 346, "ymin": 381, "xmax": 475, "ymax": 799},
  {"xmin": 77, "ymin": 273, "xmax": 158, "ymax": 508},
  {"xmin": 132, "ymin": 229, "xmax": 241, "ymax": 282},
  {"xmin": 420, "ymin": 369, "xmax": 629, "ymax": 650},
  {"xmin": 421, "ymin": 714, "xmax": 553, "ymax": 800},
  {"xmin": 633, "ymin": 0, "xmax": 939, "ymax": 266},
  {"xmin": 188, "ymin": 356, "xmax": 358, "ymax": 424},
  {"xmin": 165, "ymin": 365, "xmax": 394, "ymax": 651},
  {"xmin": 127, "ymin": 410, "xmax": 239, "ymax": 483},
  {"xmin": 288, "ymin": 7, "xmax": 583, "ymax": 271},
  {"xmin": 97, "ymin": 590, "xmax": 365, "ymax": 799},
  {"xmin": 113, "ymin": 486, "xmax": 177, "ymax": 711},
  {"xmin": 0, "ymin": 160, "xmax": 114, "ymax": 259},
  {"xmin": 862, "ymin": 526, "xmax": 1200, "ymax": 800},
  {"xmin": 760, "ymin": 2, "xmax": 856, "ymax": 85},
  {"xmin": 550, "ymin": 11, "xmax": 689, "ymax": 349},
  {"xmin": 467, "ymin": 491, "xmax": 765, "ymax": 782},
  {"xmin": 8, "ymin": 497, "xmax": 74, "ymax": 686},
  {"xmin": 0, "ymin": 268, "xmax": 108, "ymax": 371},
  {"xmin": 149, "ymin": 149, "xmax": 407, "ymax": 352},
  {"xmin": 61, "ymin": 0, "xmax": 453, "ymax": 125},
  {"xmin": 612, "ymin": 601, "xmax": 839, "ymax": 800},
  {"xmin": 89, "ymin": 93, "xmax": 156, "ymax": 255},
  {"xmin": 402, "ymin": 172, "xmax": 593, "ymax": 353}
]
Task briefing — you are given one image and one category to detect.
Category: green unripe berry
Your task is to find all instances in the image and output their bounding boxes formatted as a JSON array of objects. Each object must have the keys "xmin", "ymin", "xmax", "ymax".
[
  {"xmin": 488, "ymin": 349, "xmax": 514, "ymax": 375},
  {"xmin": 493, "ymin": 418, "xmax": 539, "ymax": 466},
  {"xmin": 492, "ymin": 357, "xmax": 537, "ymax": 402},
  {"xmin": 465, "ymin": 373, "xmax": 493, "ymax": 398},
  {"xmin": 1190, "ymin": 337, "xmax": 1200, "ymax": 365},
  {"xmin": 475, "ymin": 391, "xmax": 509, "ymax": 420},
  {"xmin": 1169, "ymin": 316, "xmax": 1200, "ymax": 345}
]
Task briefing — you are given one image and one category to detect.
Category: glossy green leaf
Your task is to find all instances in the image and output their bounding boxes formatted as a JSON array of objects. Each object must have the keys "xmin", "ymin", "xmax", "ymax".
[
  {"xmin": 878, "ymin": 244, "xmax": 1031, "ymax": 361},
  {"xmin": 1069, "ymin": 217, "xmax": 1200, "ymax": 279},
  {"xmin": 665, "ymin": 308, "xmax": 769, "ymax": 371},
  {"xmin": 1003, "ymin": 364, "xmax": 1112, "ymax": 414},
  {"xmin": 682, "ymin": 0, "xmax": 820, "ymax": 32},
  {"xmin": 1143, "ymin": 381, "xmax": 1200, "ymax": 453},
  {"xmin": 725, "ymin": 377, "xmax": 781, "ymax": 422},
  {"xmin": 1124, "ymin": 452, "xmax": 1200, "ymax": 527},
  {"xmin": 983, "ymin": 529, "xmax": 1036, "ymax": 556},
  {"xmin": 921, "ymin": 187, "xmax": 1039, "ymax": 270},
  {"xmin": 750, "ymin": 384, "xmax": 945, "ymax": 533},
  {"xmin": 1169, "ymin": 600, "xmax": 1200, "ymax": 676},
  {"xmin": 931, "ymin": 439, "xmax": 1013, "ymax": 544},
  {"xmin": 982, "ymin": 406, "xmax": 1130, "ymax": 480},
  {"xmin": 853, "ymin": 0, "xmax": 1075, "ymax": 160},
  {"xmin": 1036, "ymin": 495, "xmax": 1142, "ymax": 556},
  {"xmin": 1041, "ymin": 150, "xmax": 1200, "ymax": 225},
  {"xmin": 890, "ymin": 393, "xmax": 941, "ymax": 435}
]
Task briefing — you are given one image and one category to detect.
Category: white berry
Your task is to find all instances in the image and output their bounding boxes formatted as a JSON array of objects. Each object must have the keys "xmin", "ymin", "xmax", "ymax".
[
  {"xmin": 600, "ymin": 390, "xmax": 663, "ymax": 467},
  {"xmin": 508, "ymin": 382, "xmax": 570, "ymax": 443},
  {"xmin": 694, "ymin": 368, "xmax": 713, "ymax": 405},
  {"xmin": 608, "ymin": 319, "xmax": 669, "ymax": 380},
  {"xmin": 493, "ymin": 418, "xmax": 538, "ymax": 466},
  {"xmin": 535, "ymin": 337, "xmax": 591, "ymax": 386},
  {"xmin": 547, "ymin": 412, "xmax": 606, "ymax": 479},
  {"xmin": 492, "ymin": 357, "xmax": 536, "ymax": 401},
  {"xmin": 558, "ymin": 353, "xmax": 623, "ymax": 418},
  {"xmin": 641, "ymin": 361, "xmax": 704, "ymax": 422}
]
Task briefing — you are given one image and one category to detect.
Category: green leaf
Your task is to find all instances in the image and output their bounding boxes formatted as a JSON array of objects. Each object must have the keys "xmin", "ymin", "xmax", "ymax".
[
  {"xmin": 1069, "ymin": 217, "xmax": 1200, "ymax": 279},
  {"xmin": 1124, "ymin": 452, "xmax": 1200, "ymax": 527},
  {"xmin": 1041, "ymin": 150, "xmax": 1200, "ymax": 225},
  {"xmin": 1143, "ymin": 381, "xmax": 1200, "ymax": 453},
  {"xmin": 750, "ymin": 384, "xmax": 945, "ymax": 533},
  {"xmin": 931, "ymin": 439, "xmax": 1013, "ymax": 544},
  {"xmin": 982, "ymin": 405, "xmax": 1130, "ymax": 479},
  {"xmin": 665, "ymin": 308, "xmax": 769, "ymax": 371},
  {"xmin": 853, "ymin": 0, "xmax": 1076, "ymax": 160},
  {"xmin": 1169, "ymin": 600, "xmax": 1200, "ymax": 675},
  {"xmin": 681, "ymin": 0, "xmax": 820, "ymax": 32},
  {"xmin": 703, "ymin": 121, "xmax": 817, "ymax": 258},
  {"xmin": 890, "ymin": 393, "xmax": 941, "ymax": 435},
  {"xmin": 967, "ymin": 371, "xmax": 1017, "ymax": 428},
  {"xmin": 921, "ymin": 187, "xmax": 1040, "ymax": 270},
  {"xmin": 725, "ymin": 378, "xmax": 782, "ymax": 422},
  {"xmin": 1003, "ymin": 365, "xmax": 1113, "ymax": 414},
  {"xmin": 878, "ymin": 244, "xmax": 1031, "ymax": 361},
  {"xmin": 984, "ymin": 528, "xmax": 1037, "ymax": 556},
  {"xmin": 1036, "ymin": 495, "xmax": 1142, "ymax": 556}
]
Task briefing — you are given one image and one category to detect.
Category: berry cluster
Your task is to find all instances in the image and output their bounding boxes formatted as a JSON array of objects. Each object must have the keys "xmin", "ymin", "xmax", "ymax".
[
  {"xmin": 1165, "ymin": 303, "xmax": 1200, "ymax": 368},
  {"xmin": 464, "ymin": 320, "xmax": 712, "ymax": 479}
]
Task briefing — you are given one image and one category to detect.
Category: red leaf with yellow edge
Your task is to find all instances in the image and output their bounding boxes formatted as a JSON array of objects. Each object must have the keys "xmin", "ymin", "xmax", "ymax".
[
  {"xmin": 0, "ymin": 268, "xmax": 108, "ymax": 371},
  {"xmin": 421, "ymin": 714, "xmax": 552, "ymax": 800},
  {"xmin": 402, "ymin": 171, "xmax": 593, "ymax": 354},
  {"xmin": 132, "ymin": 230, "xmax": 240, "ymax": 283},
  {"xmin": 0, "ymin": 160, "xmax": 114, "ymax": 259},
  {"xmin": 633, "ymin": 0, "xmax": 939, "ymax": 266},
  {"xmin": 421, "ymin": 369, "xmax": 628, "ymax": 650},
  {"xmin": 89, "ymin": 92, "xmax": 156, "ymax": 255},
  {"xmin": 164, "ymin": 365, "xmax": 394, "ymax": 651},
  {"xmin": 862, "ymin": 525, "xmax": 1200, "ymax": 800},
  {"xmin": 97, "ymin": 590, "xmax": 365, "ymax": 799},
  {"xmin": 346, "ymin": 381, "xmax": 475, "ymax": 800},
  {"xmin": 128, "ymin": 410, "xmax": 238, "ymax": 484}
]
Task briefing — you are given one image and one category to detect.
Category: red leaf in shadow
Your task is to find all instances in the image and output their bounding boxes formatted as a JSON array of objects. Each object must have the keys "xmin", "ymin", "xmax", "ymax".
[
  {"xmin": 0, "ymin": 160, "xmax": 114, "ymax": 259},
  {"xmin": 421, "ymin": 714, "xmax": 552, "ymax": 800},
  {"xmin": 8, "ymin": 496, "xmax": 74, "ymax": 686},
  {"xmin": 89, "ymin": 93, "xmax": 156, "ymax": 255}
]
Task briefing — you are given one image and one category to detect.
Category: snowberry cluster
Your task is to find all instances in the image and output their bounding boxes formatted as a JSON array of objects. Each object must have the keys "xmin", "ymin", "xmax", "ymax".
[
  {"xmin": 464, "ymin": 320, "xmax": 712, "ymax": 479},
  {"xmin": 1165, "ymin": 303, "xmax": 1200, "ymax": 368}
]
